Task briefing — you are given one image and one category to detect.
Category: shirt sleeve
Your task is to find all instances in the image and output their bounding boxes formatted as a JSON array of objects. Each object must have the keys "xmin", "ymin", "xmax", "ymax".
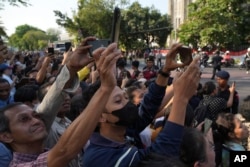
[
  {"xmin": 36, "ymin": 65, "xmax": 80, "ymax": 132},
  {"xmin": 138, "ymin": 121, "xmax": 184, "ymax": 157}
]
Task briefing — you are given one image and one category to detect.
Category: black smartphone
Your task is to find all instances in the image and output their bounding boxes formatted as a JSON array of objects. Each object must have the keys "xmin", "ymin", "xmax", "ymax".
[
  {"xmin": 178, "ymin": 46, "xmax": 193, "ymax": 65},
  {"xmin": 48, "ymin": 47, "xmax": 54, "ymax": 55},
  {"xmin": 65, "ymin": 42, "xmax": 72, "ymax": 52},
  {"xmin": 111, "ymin": 7, "xmax": 121, "ymax": 43},
  {"xmin": 87, "ymin": 39, "xmax": 110, "ymax": 57}
]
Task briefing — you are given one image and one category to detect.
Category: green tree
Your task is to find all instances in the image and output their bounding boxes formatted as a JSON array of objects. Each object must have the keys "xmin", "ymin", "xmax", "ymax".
[
  {"xmin": 120, "ymin": 2, "xmax": 171, "ymax": 50},
  {"xmin": 46, "ymin": 28, "xmax": 61, "ymax": 42},
  {"xmin": 54, "ymin": 0, "xmax": 171, "ymax": 50},
  {"xmin": 9, "ymin": 24, "xmax": 48, "ymax": 50},
  {"xmin": 178, "ymin": 0, "xmax": 250, "ymax": 50}
]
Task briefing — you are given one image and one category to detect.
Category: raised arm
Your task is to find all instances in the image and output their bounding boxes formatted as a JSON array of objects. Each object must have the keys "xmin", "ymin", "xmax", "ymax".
[
  {"xmin": 36, "ymin": 55, "xmax": 52, "ymax": 84},
  {"xmin": 47, "ymin": 43, "xmax": 121, "ymax": 167},
  {"xmin": 226, "ymin": 82, "xmax": 235, "ymax": 107},
  {"xmin": 36, "ymin": 37, "xmax": 96, "ymax": 132}
]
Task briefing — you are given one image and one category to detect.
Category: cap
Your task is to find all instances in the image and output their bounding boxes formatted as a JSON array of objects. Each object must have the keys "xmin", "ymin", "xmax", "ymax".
[
  {"xmin": 216, "ymin": 70, "xmax": 230, "ymax": 80},
  {"xmin": 0, "ymin": 63, "xmax": 12, "ymax": 71}
]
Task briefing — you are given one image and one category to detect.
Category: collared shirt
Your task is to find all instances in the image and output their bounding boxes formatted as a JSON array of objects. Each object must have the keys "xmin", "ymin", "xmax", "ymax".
[
  {"xmin": 9, "ymin": 150, "xmax": 49, "ymax": 167},
  {"xmin": 45, "ymin": 117, "xmax": 81, "ymax": 167}
]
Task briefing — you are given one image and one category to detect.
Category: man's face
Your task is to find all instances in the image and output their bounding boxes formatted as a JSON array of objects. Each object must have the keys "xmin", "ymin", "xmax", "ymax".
[
  {"xmin": 0, "ymin": 82, "xmax": 10, "ymax": 101},
  {"xmin": 5, "ymin": 104, "xmax": 47, "ymax": 145},
  {"xmin": 57, "ymin": 94, "xmax": 71, "ymax": 117},
  {"xmin": 216, "ymin": 77, "xmax": 228, "ymax": 87},
  {"xmin": 146, "ymin": 61, "xmax": 154, "ymax": 68}
]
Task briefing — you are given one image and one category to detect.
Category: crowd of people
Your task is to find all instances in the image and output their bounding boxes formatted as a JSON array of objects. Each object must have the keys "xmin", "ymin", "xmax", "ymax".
[{"xmin": 0, "ymin": 36, "xmax": 249, "ymax": 167}]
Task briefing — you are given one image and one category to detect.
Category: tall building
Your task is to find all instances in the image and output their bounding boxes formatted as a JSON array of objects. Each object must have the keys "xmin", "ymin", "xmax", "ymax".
[{"xmin": 167, "ymin": 0, "xmax": 196, "ymax": 44}]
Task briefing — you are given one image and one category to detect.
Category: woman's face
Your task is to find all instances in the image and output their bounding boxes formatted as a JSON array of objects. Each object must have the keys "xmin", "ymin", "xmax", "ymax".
[{"xmin": 233, "ymin": 117, "xmax": 249, "ymax": 141}]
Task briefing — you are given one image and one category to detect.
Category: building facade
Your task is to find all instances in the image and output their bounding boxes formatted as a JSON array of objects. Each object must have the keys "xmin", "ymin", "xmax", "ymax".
[{"xmin": 167, "ymin": 0, "xmax": 196, "ymax": 44}]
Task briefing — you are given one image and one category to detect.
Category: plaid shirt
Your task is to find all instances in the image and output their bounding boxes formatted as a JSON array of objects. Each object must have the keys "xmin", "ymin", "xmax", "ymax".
[{"xmin": 9, "ymin": 150, "xmax": 49, "ymax": 167}]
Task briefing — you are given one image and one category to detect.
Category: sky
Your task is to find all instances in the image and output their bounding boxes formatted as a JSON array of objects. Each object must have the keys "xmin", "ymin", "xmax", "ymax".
[{"xmin": 0, "ymin": 0, "xmax": 167, "ymax": 36}]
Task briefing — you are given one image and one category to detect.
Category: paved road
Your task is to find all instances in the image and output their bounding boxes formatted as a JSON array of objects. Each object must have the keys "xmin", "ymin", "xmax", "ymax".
[
  {"xmin": 125, "ymin": 59, "xmax": 250, "ymax": 104},
  {"xmin": 199, "ymin": 67, "xmax": 250, "ymax": 103}
]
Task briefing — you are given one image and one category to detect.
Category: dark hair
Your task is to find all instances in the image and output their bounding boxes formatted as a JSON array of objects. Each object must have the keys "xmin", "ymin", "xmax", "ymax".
[
  {"xmin": 212, "ymin": 113, "xmax": 236, "ymax": 166},
  {"xmin": 138, "ymin": 153, "xmax": 187, "ymax": 167},
  {"xmin": 132, "ymin": 60, "xmax": 139, "ymax": 68},
  {"xmin": 132, "ymin": 81, "xmax": 144, "ymax": 89},
  {"xmin": 81, "ymin": 80, "xmax": 101, "ymax": 111},
  {"xmin": 66, "ymin": 94, "xmax": 85, "ymax": 121},
  {"xmin": 239, "ymin": 95, "xmax": 250, "ymax": 121},
  {"xmin": 0, "ymin": 78, "xmax": 9, "ymax": 85},
  {"xmin": 180, "ymin": 127, "xmax": 207, "ymax": 166},
  {"xmin": 14, "ymin": 85, "xmax": 38, "ymax": 103},
  {"xmin": 125, "ymin": 86, "xmax": 139, "ymax": 102},
  {"xmin": 124, "ymin": 78, "xmax": 136, "ymax": 88},
  {"xmin": 202, "ymin": 81, "xmax": 216, "ymax": 95},
  {"xmin": 0, "ymin": 102, "xmax": 23, "ymax": 133},
  {"xmin": 81, "ymin": 80, "xmax": 101, "ymax": 132},
  {"xmin": 37, "ymin": 82, "xmax": 53, "ymax": 102},
  {"xmin": 214, "ymin": 113, "xmax": 235, "ymax": 142}
]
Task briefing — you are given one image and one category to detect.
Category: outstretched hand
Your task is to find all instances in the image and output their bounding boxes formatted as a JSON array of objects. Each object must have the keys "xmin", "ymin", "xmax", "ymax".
[
  {"xmin": 162, "ymin": 43, "xmax": 191, "ymax": 72},
  {"xmin": 173, "ymin": 55, "xmax": 201, "ymax": 101},
  {"xmin": 66, "ymin": 37, "xmax": 96, "ymax": 73},
  {"xmin": 92, "ymin": 43, "xmax": 121, "ymax": 90},
  {"xmin": 229, "ymin": 81, "xmax": 236, "ymax": 93}
]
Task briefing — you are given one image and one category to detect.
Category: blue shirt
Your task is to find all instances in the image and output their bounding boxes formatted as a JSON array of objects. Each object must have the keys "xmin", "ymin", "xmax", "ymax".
[
  {"xmin": 0, "ymin": 142, "xmax": 12, "ymax": 167},
  {"xmin": 0, "ymin": 95, "xmax": 14, "ymax": 109},
  {"xmin": 84, "ymin": 121, "xmax": 183, "ymax": 167},
  {"xmin": 83, "ymin": 82, "xmax": 184, "ymax": 167}
]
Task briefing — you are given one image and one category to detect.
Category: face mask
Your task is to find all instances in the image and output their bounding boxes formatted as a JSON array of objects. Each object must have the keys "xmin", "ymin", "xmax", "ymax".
[{"xmin": 111, "ymin": 101, "xmax": 139, "ymax": 127}]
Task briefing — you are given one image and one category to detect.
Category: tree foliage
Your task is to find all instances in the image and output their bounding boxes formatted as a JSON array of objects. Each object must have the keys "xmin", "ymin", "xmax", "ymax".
[
  {"xmin": 9, "ymin": 24, "xmax": 48, "ymax": 50},
  {"xmin": 178, "ymin": 0, "xmax": 250, "ymax": 50},
  {"xmin": 54, "ymin": 0, "xmax": 171, "ymax": 50}
]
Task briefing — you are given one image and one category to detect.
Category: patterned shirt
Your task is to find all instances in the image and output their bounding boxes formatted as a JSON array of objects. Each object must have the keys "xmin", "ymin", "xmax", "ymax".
[
  {"xmin": 202, "ymin": 95, "xmax": 227, "ymax": 121},
  {"xmin": 9, "ymin": 151, "xmax": 48, "ymax": 167}
]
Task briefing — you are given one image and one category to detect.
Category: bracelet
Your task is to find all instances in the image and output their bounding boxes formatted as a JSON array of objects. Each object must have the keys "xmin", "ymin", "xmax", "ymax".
[{"xmin": 158, "ymin": 68, "xmax": 170, "ymax": 78}]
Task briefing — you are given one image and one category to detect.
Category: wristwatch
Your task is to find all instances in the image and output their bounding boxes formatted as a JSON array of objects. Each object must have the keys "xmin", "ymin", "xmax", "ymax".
[{"xmin": 158, "ymin": 68, "xmax": 170, "ymax": 78}]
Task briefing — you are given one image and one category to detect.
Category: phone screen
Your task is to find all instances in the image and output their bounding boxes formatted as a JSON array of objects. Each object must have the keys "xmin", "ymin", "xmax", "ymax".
[
  {"xmin": 111, "ymin": 7, "xmax": 121, "ymax": 43},
  {"xmin": 87, "ymin": 40, "xmax": 110, "ymax": 57},
  {"xmin": 178, "ymin": 46, "xmax": 192, "ymax": 65},
  {"xmin": 65, "ymin": 42, "xmax": 72, "ymax": 52}
]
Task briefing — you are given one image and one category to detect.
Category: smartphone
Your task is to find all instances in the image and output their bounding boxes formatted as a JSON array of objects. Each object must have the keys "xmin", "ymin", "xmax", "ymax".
[
  {"xmin": 87, "ymin": 39, "xmax": 110, "ymax": 57},
  {"xmin": 202, "ymin": 118, "xmax": 213, "ymax": 134},
  {"xmin": 48, "ymin": 47, "xmax": 54, "ymax": 55},
  {"xmin": 178, "ymin": 46, "xmax": 193, "ymax": 65},
  {"xmin": 65, "ymin": 42, "xmax": 72, "ymax": 52},
  {"xmin": 111, "ymin": 7, "xmax": 121, "ymax": 43}
]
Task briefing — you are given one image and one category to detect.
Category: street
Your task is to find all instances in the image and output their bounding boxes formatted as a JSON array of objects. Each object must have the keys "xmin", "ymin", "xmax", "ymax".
[
  {"xmin": 200, "ymin": 67, "xmax": 250, "ymax": 103},
  {"xmin": 126, "ymin": 58, "xmax": 250, "ymax": 104}
]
